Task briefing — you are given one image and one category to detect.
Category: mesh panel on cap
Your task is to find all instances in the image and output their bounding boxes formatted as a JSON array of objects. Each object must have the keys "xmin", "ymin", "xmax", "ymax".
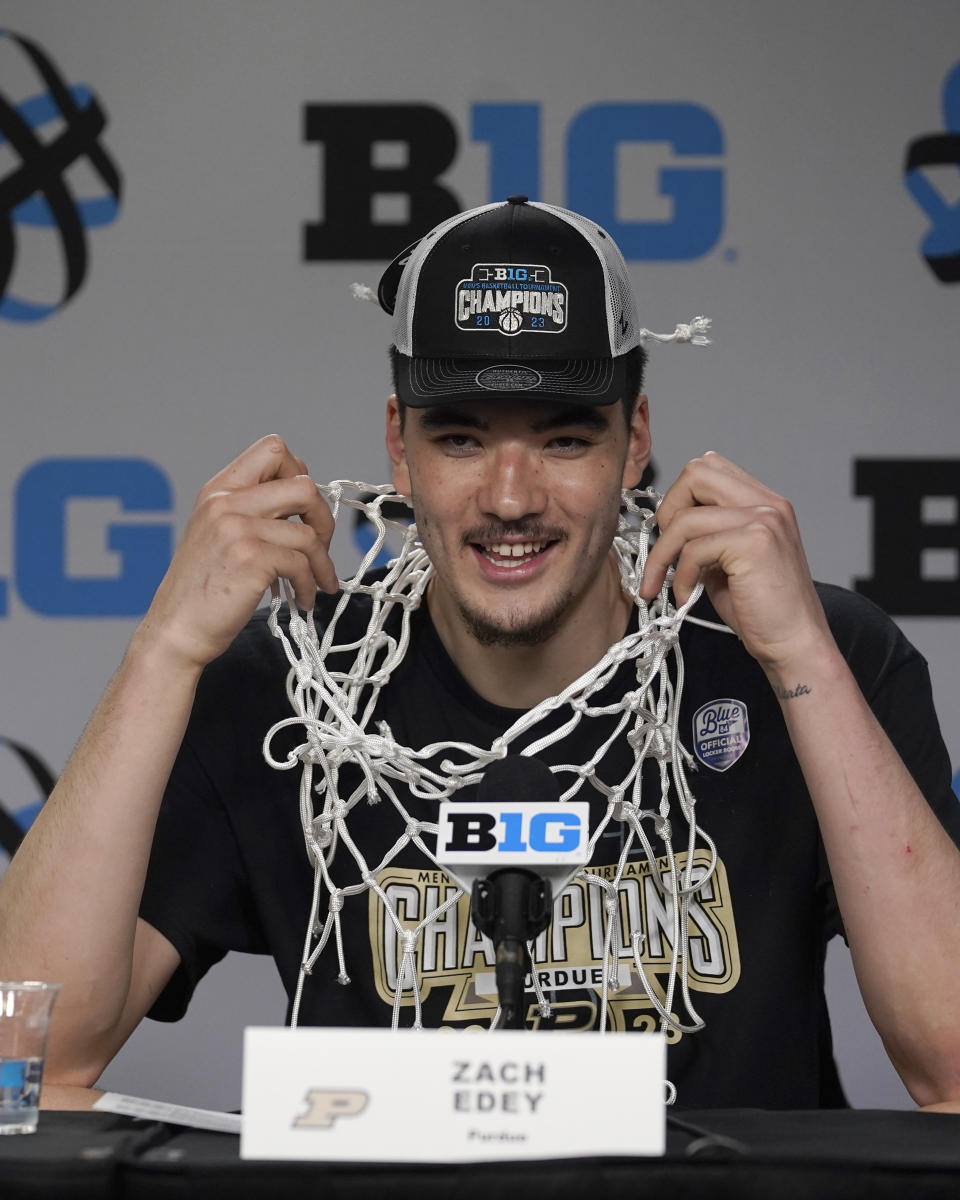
[
  {"xmin": 528, "ymin": 202, "xmax": 641, "ymax": 357},
  {"xmin": 391, "ymin": 202, "xmax": 501, "ymax": 355}
]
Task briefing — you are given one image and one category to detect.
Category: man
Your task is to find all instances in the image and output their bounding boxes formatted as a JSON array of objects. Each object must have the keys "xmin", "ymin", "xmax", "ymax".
[{"xmin": 1, "ymin": 197, "xmax": 959, "ymax": 1111}]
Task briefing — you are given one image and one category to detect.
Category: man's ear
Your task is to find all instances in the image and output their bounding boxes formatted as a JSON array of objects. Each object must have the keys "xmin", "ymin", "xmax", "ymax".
[
  {"xmin": 385, "ymin": 395, "xmax": 411, "ymax": 496},
  {"xmin": 621, "ymin": 394, "xmax": 652, "ymax": 489}
]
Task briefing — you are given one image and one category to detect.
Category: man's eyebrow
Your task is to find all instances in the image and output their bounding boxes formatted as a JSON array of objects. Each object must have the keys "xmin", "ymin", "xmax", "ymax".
[
  {"xmin": 532, "ymin": 406, "xmax": 610, "ymax": 432},
  {"xmin": 417, "ymin": 407, "xmax": 488, "ymax": 431}
]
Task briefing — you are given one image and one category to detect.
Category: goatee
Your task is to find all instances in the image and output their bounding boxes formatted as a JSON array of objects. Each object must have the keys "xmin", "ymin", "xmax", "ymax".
[{"xmin": 457, "ymin": 593, "xmax": 572, "ymax": 648}]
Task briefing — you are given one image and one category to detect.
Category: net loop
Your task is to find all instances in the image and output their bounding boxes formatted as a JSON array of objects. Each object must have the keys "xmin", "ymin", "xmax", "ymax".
[{"xmin": 267, "ymin": 480, "xmax": 718, "ymax": 1054}]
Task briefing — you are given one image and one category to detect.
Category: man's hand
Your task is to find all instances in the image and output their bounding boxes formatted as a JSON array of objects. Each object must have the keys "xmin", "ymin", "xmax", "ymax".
[
  {"xmin": 639, "ymin": 451, "xmax": 834, "ymax": 678},
  {"xmin": 640, "ymin": 458, "xmax": 960, "ymax": 1106},
  {"xmin": 137, "ymin": 435, "xmax": 338, "ymax": 672}
]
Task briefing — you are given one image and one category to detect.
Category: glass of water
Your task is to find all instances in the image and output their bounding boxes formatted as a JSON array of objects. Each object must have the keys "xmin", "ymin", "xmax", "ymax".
[{"xmin": 0, "ymin": 982, "xmax": 60, "ymax": 1134}]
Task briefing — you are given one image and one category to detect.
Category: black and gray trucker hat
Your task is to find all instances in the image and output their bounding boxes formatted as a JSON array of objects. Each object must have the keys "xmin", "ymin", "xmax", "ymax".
[{"xmin": 377, "ymin": 195, "xmax": 642, "ymax": 409}]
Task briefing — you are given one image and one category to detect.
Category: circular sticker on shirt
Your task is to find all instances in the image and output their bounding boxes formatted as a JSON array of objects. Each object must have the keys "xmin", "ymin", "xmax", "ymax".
[{"xmin": 692, "ymin": 699, "xmax": 750, "ymax": 773}]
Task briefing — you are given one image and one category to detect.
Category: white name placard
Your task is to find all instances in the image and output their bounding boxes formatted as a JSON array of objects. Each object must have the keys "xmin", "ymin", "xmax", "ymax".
[{"xmin": 241, "ymin": 1027, "xmax": 664, "ymax": 1162}]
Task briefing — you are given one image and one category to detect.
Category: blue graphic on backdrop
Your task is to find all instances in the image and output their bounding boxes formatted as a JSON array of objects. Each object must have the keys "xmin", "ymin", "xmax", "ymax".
[
  {"xmin": 14, "ymin": 459, "xmax": 173, "ymax": 617},
  {"xmin": 565, "ymin": 103, "xmax": 724, "ymax": 261},
  {"xmin": 0, "ymin": 738, "xmax": 55, "ymax": 866},
  {"xmin": 0, "ymin": 29, "xmax": 122, "ymax": 322},
  {"xmin": 905, "ymin": 60, "xmax": 960, "ymax": 283},
  {"xmin": 0, "ymin": 458, "xmax": 173, "ymax": 619}
]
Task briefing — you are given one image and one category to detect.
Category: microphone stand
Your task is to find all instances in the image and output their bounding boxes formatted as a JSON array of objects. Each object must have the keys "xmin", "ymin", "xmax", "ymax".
[{"xmin": 472, "ymin": 870, "xmax": 552, "ymax": 1029}]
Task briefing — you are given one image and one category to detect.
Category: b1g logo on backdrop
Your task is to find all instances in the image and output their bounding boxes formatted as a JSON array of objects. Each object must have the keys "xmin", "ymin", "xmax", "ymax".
[
  {"xmin": 0, "ymin": 457, "xmax": 173, "ymax": 619},
  {"xmin": 303, "ymin": 102, "xmax": 724, "ymax": 263},
  {"xmin": 0, "ymin": 29, "xmax": 122, "ymax": 322},
  {"xmin": 855, "ymin": 458, "xmax": 960, "ymax": 616},
  {"xmin": 904, "ymin": 60, "xmax": 960, "ymax": 283},
  {"xmin": 855, "ymin": 458, "xmax": 960, "ymax": 803}
]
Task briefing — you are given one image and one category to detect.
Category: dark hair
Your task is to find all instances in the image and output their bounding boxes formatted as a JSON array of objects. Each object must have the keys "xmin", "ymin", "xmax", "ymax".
[{"xmin": 389, "ymin": 344, "xmax": 646, "ymax": 429}]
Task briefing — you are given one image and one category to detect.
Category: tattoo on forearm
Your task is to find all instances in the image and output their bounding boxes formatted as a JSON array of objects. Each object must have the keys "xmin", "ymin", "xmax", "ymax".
[{"xmin": 775, "ymin": 682, "xmax": 812, "ymax": 700}]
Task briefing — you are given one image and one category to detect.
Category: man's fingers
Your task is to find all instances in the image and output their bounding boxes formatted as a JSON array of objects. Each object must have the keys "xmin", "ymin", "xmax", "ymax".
[
  {"xmin": 200, "ymin": 478, "xmax": 336, "ymax": 585},
  {"xmin": 197, "ymin": 455, "xmax": 339, "ymax": 595},
  {"xmin": 202, "ymin": 476, "xmax": 321, "ymax": 520},
  {"xmin": 641, "ymin": 506, "xmax": 769, "ymax": 599},
  {"xmin": 241, "ymin": 515, "xmax": 339, "ymax": 597},
  {"xmin": 656, "ymin": 452, "xmax": 786, "ymax": 533},
  {"xmin": 264, "ymin": 545, "xmax": 325, "ymax": 612},
  {"xmin": 645, "ymin": 521, "xmax": 781, "ymax": 608},
  {"xmin": 201, "ymin": 434, "xmax": 307, "ymax": 496}
]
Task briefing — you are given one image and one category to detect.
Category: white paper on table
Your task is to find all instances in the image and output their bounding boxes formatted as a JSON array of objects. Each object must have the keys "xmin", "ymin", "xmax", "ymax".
[{"xmin": 93, "ymin": 1091, "xmax": 241, "ymax": 1134}]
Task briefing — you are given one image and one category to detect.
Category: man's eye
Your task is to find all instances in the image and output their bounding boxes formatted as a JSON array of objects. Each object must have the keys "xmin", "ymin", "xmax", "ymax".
[
  {"xmin": 548, "ymin": 436, "xmax": 589, "ymax": 452},
  {"xmin": 441, "ymin": 433, "xmax": 479, "ymax": 452}
]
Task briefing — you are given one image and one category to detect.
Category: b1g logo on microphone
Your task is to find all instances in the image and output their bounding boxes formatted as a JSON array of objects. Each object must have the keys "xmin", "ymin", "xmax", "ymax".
[
  {"xmin": 438, "ymin": 801, "xmax": 590, "ymax": 866},
  {"xmin": 693, "ymin": 698, "xmax": 750, "ymax": 773},
  {"xmin": 456, "ymin": 263, "xmax": 567, "ymax": 336}
]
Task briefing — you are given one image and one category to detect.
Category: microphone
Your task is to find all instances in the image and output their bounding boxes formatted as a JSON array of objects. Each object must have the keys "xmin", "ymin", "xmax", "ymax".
[
  {"xmin": 436, "ymin": 755, "xmax": 590, "ymax": 1030},
  {"xmin": 472, "ymin": 756, "xmax": 556, "ymax": 1029}
]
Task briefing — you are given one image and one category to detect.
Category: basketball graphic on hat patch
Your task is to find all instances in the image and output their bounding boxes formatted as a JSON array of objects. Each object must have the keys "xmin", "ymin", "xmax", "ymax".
[{"xmin": 499, "ymin": 308, "xmax": 523, "ymax": 334}]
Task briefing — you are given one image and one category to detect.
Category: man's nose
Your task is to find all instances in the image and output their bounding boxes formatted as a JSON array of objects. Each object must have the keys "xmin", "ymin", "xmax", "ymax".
[{"xmin": 477, "ymin": 445, "xmax": 547, "ymax": 522}]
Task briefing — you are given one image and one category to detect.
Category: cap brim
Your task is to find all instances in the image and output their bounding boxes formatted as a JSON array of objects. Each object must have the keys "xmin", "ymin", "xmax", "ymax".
[{"xmin": 395, "ymin": 355, "xmax": 629, "ymax": 409}]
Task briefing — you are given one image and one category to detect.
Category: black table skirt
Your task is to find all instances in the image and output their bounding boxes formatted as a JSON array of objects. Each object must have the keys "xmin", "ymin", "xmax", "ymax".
[{"xmin": 2, "ymin": 1108, "xmax": 959, "ymax": 1200}]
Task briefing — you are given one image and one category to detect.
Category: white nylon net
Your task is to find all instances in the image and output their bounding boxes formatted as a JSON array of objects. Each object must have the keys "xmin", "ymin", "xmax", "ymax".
[{"xmin": 262, "ymin": 481, "xmax": 718, "ymax": 1038}]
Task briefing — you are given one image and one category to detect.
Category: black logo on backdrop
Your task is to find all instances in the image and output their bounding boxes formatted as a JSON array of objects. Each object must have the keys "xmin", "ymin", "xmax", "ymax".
[
  {"xmin": 855, "ymin": 459, "xmax": 960, "ymax": 616},
  {"xmin": 0, "ymin": 738, "xmax": 55, "ymax": 860},
  {"xmin": 904, "ymin": 61, "xmax": 960, "ymax": 283},
  {"xmin": 0, "ymin": 28, "xmax": 122, "ymax": 322},
  {"xmin": 303, "ymin": 104, "xmax": 459, "ymax": 260}
]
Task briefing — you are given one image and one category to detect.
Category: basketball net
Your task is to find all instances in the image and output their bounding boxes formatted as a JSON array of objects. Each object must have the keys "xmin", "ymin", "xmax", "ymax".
[{"xmin": 262, "ymin": 481, "xmax": 719, "ymax": 1049}]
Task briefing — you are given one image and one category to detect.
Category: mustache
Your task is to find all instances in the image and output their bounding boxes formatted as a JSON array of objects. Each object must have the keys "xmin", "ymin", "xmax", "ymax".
[{"xmin": 462, "ymin": 523, "xmax": 566, "ymax": 546}]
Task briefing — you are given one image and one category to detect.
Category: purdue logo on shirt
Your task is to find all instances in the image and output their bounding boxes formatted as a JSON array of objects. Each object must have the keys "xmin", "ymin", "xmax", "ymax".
[
  {"xmin": 455, "ymin": 263, "xmax": 568, "ymax": 336},
  {"xmin": 693, "ymin": 699, "xmax": 750, "ymax": 773}
]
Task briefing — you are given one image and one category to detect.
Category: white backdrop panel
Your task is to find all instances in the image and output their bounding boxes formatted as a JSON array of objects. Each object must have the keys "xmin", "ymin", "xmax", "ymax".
[{"xmin": 1, "ymin": 1, "xmax": 958, "ymax": 1111}]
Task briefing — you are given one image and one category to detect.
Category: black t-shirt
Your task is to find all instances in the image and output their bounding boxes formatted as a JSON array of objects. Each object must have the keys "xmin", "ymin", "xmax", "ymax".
[{"xmin": 140, "ymin": 583, "xmax": 959, "ymax": 1109}]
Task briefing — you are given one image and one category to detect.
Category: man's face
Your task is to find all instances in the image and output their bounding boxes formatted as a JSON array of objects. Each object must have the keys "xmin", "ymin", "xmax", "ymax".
[{"xmin": 386, "ymin": 394, "xmax": 650, "ymax": 647}]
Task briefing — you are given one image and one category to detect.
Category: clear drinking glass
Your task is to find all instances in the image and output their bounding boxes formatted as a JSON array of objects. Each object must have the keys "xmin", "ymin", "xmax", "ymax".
[{"xmin": 0, "ymin": 982, "xmax": 61, "ymax": 1134}]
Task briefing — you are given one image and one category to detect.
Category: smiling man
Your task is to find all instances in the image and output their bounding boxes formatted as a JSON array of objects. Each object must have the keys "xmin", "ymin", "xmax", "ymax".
[
  {"xmin": 386, "ymin": 394, "xmax": 647, "ymax": 706},
  {"xmin": 2, "ymin": 197, "xmax": 960, "ymax": 1113}
]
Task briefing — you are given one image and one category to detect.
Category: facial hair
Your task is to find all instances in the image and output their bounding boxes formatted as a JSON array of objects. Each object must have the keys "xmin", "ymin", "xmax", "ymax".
[
  {"xmin": 456, "ymin": 589, "xmax": 574, "ymax": 647},
  {"xmin": 420, "ymin": 502, "xmax": 621, "ymax": 648}
]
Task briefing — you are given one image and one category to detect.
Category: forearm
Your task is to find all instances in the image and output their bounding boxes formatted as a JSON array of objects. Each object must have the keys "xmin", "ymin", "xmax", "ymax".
[
  {"xmin": 40, "ymin": 1083, "xmax": 105, "ymax": 1111},
  {"xmin": 0, "ymin": 631, "xmax": 202, "ymax": 1074},
  {"xmin": 769, "ymin": 641, "xmax": 960, "ymax": 1105}
]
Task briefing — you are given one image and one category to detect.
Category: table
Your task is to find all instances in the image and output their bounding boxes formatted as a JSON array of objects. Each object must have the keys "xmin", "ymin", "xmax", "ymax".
[{"xmin": 2, "ymin": 1108, "xmax": 959, "ymax": 1199}]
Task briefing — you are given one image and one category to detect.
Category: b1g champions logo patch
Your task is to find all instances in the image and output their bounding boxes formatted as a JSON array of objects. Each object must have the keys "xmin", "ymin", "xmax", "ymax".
[
  {"xmin": 456, "ymin": 263, "xmax": 567, "ymax": 336},
  {"xmin": 693, "ymin": 699, "xmax": 750, "ymax": 773}
]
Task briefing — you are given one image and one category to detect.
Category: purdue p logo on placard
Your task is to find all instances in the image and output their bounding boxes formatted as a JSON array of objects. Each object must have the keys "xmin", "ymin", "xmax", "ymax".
[{"xmin": 293, "ymin": 1089, "xmax": 369, "ymax": 1129}]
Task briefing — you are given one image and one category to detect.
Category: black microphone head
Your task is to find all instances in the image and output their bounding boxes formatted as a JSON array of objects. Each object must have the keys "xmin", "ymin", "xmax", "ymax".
[{"xmin": 478, "ymin": 754, "xmax": 560, "ymax": 806}]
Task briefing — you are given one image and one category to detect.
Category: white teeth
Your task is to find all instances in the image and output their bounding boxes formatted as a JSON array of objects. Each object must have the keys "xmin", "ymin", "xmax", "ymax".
[{"xmin": 482, "ymin": 540, "xmax": 547, "ymax": 562}]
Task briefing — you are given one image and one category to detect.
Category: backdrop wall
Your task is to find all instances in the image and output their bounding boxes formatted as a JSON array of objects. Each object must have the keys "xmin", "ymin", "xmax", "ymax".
[{"xmin": 1, "ymin": 0, "xmax": 958, "ymax": 1111}]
